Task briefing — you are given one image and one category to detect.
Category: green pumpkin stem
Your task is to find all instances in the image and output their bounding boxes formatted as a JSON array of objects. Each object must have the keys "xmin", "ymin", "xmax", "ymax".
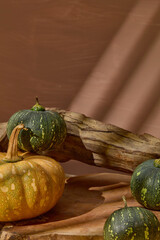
[
  {"xmin": 122, "ymin": 196, "xmax": 128, "ymax": 208},
  {"xmin": 31, "ymin": 97, "xmax": 45, "ymax": 111},
  {"xmin": 5, "ymin": 124, "xmax": 25, "ymax": 161},
  {"xmin": 154, "ymin": 159, "xmax": 160, "ymax": 168}
]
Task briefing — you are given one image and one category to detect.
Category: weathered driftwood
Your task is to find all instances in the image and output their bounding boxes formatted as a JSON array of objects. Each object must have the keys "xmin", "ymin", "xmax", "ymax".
[{"xmin": 1, "ymin": 108, "xmax": 160, "ymax": 173}]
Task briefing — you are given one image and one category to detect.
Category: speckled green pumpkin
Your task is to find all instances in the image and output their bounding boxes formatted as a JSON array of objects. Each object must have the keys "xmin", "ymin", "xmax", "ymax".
[
  {"xmin": 103, "ymin": 197, "xmax": 160, "ymax": 240},
  {"xmin": 130, "ymin": 159, "xmax": 160, "ymax": 210},
  {"xmin": 7, "ymin": 98, "xmax": 67, "ymax": 153}
]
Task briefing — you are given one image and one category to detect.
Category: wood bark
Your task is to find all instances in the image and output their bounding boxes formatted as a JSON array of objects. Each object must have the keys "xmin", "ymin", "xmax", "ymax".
[{"xmin": 1, "ymin": 108, "xmax": 160, "ymax": 173}]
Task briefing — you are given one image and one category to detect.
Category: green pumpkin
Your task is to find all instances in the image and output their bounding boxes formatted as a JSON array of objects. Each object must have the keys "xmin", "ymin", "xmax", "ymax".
[
  {"xmin": 130, "ymin": 159, "xmax": 160, "ymax": 210},
  {"xmin": 103, "ymin": 196, "xmax": 160, "ymax": 240},
  {"xmin": 7, "ymin": 98, "xmax": 67, "ymax": 153}
]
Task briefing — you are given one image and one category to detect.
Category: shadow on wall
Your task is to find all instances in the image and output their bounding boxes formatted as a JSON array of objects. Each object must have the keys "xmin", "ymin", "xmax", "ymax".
[
  {"xmin": 69, "ymin": 0, "xmax": 160, "ymax": 138},
  {"xmin": 61, "ymin": 160, "xmax": 124, "ymax": 175},
  {"xmin": 66, "ymin": 0, "xmax": 160, "ymax": 174}
]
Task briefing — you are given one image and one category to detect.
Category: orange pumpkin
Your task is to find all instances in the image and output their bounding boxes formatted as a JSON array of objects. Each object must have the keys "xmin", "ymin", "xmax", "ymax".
[{"xmin": 0, "ymin": 124, "xmax": 65, "ymax": 221}]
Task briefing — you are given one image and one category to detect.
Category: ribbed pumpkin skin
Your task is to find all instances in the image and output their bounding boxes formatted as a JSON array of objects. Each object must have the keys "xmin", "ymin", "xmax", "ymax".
[
  {"xmin": 7, "ymin": 110, "xmax": 67, "ymax": 152},
  {"xmin": 0, "ymin": 153, "xmax": 65, "ymax": 221},
  {"xmin": 104, "ymin": 206, "xmax": 160, "ymax": 240},
  {"xmin": 130, "ymin": 159, "xmax": 160, "ymax": 210}
]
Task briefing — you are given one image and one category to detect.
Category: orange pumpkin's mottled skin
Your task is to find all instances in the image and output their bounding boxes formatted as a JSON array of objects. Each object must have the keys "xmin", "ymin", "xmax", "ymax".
[
  {"xmin": 0, "ymin": 125, "xmax": 65, "ymax": 222},
  {"xmin": 0, "ymin": 154, "xmax": 65, "ymax": 222}
]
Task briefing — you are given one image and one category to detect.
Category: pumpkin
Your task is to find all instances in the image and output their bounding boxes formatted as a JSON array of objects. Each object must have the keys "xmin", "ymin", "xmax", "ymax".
[
  {"xmin": 130, "ymin": 159, "xmax": 160, "ymax": 210},
  {"xmin": 7, "ymin": 98, "xmax": 67, "ymax": 153},
  {"xmin": 103, "ymin": 196, "xmax": 160, "ymax": 240},
  {"xmin": 0, "ymin": 124, "xmax": 65, "ymax": 221}
]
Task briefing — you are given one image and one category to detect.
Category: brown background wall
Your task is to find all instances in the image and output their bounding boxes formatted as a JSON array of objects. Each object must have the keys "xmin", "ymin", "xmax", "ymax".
[{"xmin": 0, "ymin": 0, "xmax": 160, "ymax": 174}]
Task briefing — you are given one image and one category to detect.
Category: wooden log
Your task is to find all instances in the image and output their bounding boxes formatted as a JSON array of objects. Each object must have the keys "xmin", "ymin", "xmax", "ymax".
[
  {"xmin": 44, "ymin": 108, "xmax": 160, "ymax": 172},
  {"xmin": 1, "ymin": 108, "xmax": 160, "ymax": 173}
]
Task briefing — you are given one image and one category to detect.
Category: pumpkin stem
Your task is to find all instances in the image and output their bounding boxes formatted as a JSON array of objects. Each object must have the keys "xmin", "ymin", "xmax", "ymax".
[
  {"xmin": 122, "ymin": 196, "xmax": 128, "ymax": 208},
  {"xmin": 36, "ymin": 96, "xmax": 39, "ymax": 104},
  {"xmin": 5, "ymin": 124, "xmax": 25, "ymax": 162},
  {"xmin": 154, "ymin": 159, "xmax": 160, "ymax": 168},
  {"xmin": 31, "ymin": 97, "xmax": 45, "ymax": 111}
]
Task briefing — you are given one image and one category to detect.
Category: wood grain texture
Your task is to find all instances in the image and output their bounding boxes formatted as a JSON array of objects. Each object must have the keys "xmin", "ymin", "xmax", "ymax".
[
  {"xmin": 1, "ymin": 108, "xmax": 160, "ymax": 173},
  {"xmin": 45, "ymin": 108, "xmax": 160, "ymax": 172}
]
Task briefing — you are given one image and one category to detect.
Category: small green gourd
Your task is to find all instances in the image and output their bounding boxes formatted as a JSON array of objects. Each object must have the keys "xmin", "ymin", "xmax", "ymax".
[
  {"xmin": 131, "ymin": 159, "xmax": 160, "ymax": 210},
  {"xmin": 7, "ymin": 98, "xmax": 67, "ymax": 152},
  {"xmin": 103, "ymin": 196, "xmax": 160, "ymax": 240}
]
